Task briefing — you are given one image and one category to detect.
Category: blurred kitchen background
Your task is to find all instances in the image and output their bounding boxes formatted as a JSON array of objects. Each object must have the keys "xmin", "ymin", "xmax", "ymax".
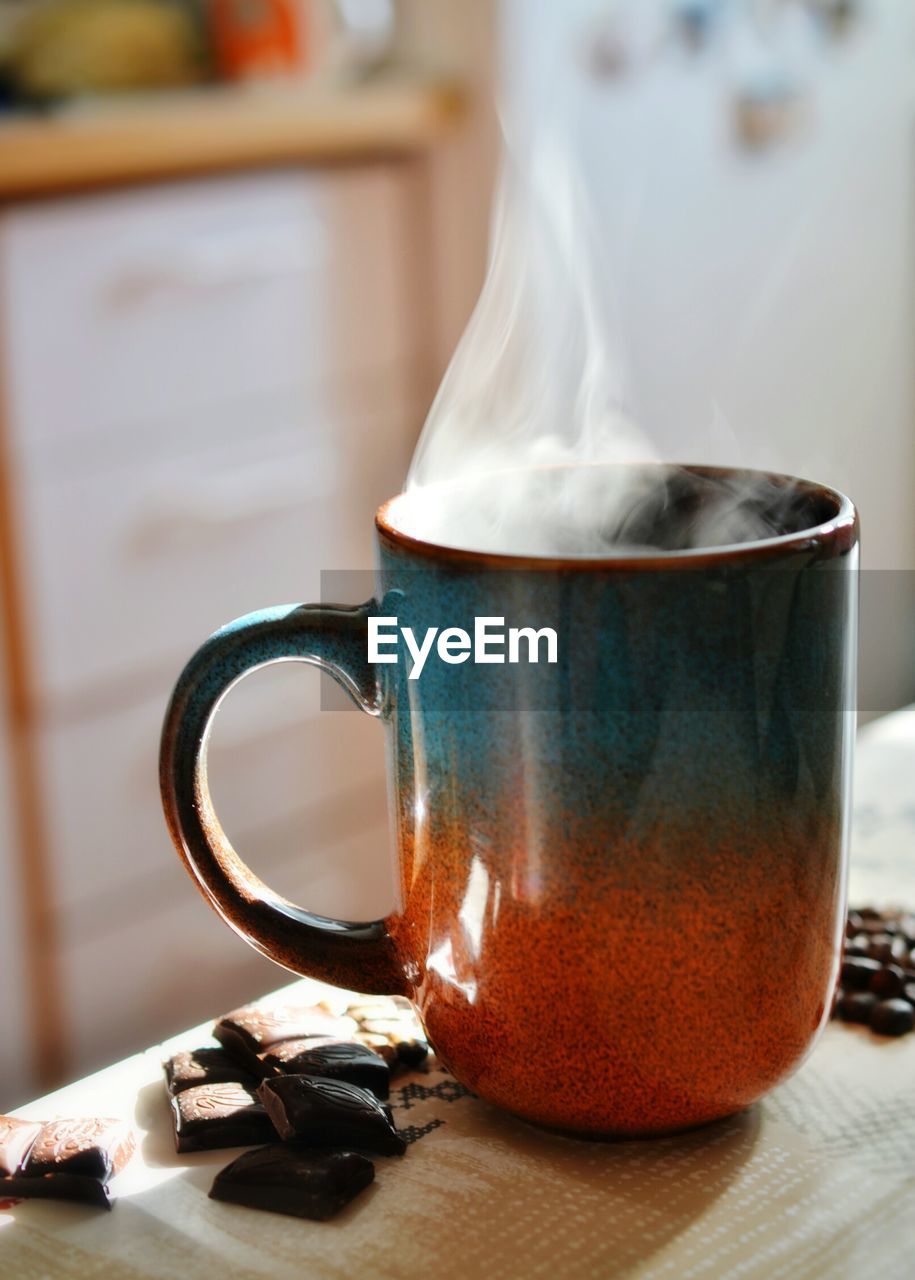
[{"xmin": 0, "ymin": 0, "xmax": 913, "ymax": 1107}]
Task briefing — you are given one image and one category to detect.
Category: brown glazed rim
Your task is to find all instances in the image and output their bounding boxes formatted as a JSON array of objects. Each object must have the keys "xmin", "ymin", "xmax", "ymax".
[{"xmin": 375, "ymin": 463, "xmax": 858, "ymax": 571}]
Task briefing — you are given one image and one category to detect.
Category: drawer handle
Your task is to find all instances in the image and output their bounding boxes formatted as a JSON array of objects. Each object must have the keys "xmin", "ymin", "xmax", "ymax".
[
  {"xmin": 127, "ymin": 465, "xmax": 336, "ymax": 555},
  {"xmin": 106, "ymin": 227, "xmax": 322, "ymax": 307}
]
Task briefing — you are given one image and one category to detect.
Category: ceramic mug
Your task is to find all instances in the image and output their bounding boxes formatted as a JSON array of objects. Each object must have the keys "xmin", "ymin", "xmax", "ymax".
[{"xmin": 160, "ymin": 464, "xmax": 858, "ymax": 1135}]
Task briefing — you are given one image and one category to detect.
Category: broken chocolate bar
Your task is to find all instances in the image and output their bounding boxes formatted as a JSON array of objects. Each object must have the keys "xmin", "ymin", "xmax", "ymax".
[
  {"xmin": 258, "ymin": 1040, "xmax": 391, "ymax": 1099},
  {"xmin": 209, "ymin": 1145, "xmax": 374, "ymax": 1221},
  {"xmin": 0, "ymin": 1116, "xmax": 135, "ymax": 1209},
  {"xmin": 214, "ymin": 1006, "xmax": 357, "ymax": 1074},
  {"xmin": 257, "ymin": 1076, "xmax": 406, "ymax": 1156},
  {"xmin": 0, "ymin": 1116, "xmax": 41, "ymax": 1178},
  {"xmin": 164, "ymin": 1048, "xmax": 257, "ymax": 1096},
  {"xmin": 171, "ymin": 1083, "xmax": 276, "ymax": 1153}
]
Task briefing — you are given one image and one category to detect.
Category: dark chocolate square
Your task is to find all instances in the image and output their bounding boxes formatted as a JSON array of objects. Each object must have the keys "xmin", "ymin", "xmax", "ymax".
[
  {"xmin": 209, "ymin": 1145, "xmax": 374, "ymax": 1221},
  {"xmin": 171, "ymin": 1083, "xmax": 276, "ymax": 1153},
  {"xmin": 257, "ymin": 1076, "xmax": 406, "ymax": 1156},
  {"xmin": 258, "ymin": 1040, "xmax": 391, "ymax": 1099},
  {"xmin": 164, "ymin": 1048, "xmax": 257, "ymax": 1095},
  {"xmin": 214, "ymin": 1006, "xmax": 355, "ymax": 1073}
]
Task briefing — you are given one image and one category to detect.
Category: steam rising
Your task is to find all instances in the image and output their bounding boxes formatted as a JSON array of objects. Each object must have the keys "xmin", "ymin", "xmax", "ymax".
[{"xmin": 399, "ymin": 131, "xmax": 810, "ymax": 557}]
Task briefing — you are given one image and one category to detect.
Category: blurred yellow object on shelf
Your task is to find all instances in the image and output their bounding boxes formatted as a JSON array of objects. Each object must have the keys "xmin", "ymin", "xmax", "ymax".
[{"xmin": 9, "ymin": 0, "xmax": 205, "ymax": 100}]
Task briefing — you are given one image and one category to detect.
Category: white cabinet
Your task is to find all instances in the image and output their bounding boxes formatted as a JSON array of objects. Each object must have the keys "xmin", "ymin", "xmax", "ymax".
[{"xmin": 0, "ymin": 164, "xmax": 423, "ymax": 1084}]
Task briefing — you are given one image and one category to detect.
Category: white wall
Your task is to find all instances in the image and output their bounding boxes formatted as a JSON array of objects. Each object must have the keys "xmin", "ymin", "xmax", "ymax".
[{"xmin": 500, "ymin": 0, "xmax": 915, "ymax": 714}]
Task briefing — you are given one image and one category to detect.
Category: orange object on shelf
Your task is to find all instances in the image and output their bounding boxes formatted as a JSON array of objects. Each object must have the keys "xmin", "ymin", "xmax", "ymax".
[{"xmin": 209, "ymin": 0, "xmax": 305, "ymax": 80}]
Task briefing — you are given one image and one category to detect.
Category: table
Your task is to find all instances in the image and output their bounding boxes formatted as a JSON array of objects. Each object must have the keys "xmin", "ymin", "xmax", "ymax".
[{"xmin": 3, "ymin": 710, "xmax": 915, "ymax": 1279}]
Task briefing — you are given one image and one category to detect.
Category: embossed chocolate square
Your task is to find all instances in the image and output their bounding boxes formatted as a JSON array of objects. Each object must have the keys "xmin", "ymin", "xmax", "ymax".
[
  {"xmin": 257, "ymin": 1076, "xmax": 406, "ymax": 1156},
  {"xmin": 0, "ymin": 1116, "xmax": 135, "ymax": 1208},
  {"xmin": 258, "ymin": 1040, "xmax": 391, "ymax": 1099},
  {"xmin": 214, "ymin": 1006, "xmax": 357, "ymax": 1073},
  {"xmin": 171, "ymin": 1083, "xmax": 276, "ymax": 1153}
]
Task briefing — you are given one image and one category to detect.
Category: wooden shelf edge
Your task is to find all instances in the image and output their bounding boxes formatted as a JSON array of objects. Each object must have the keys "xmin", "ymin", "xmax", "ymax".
[{"xmin": 0, "ymin": 77, "xmax": 467, "ymax": 201}]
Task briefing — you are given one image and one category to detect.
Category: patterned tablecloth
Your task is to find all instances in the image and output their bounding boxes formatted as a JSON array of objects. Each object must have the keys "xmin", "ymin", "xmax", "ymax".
[{"xmin": 3, "ymin": 709, "xmax": 915, "ymax": 1280}]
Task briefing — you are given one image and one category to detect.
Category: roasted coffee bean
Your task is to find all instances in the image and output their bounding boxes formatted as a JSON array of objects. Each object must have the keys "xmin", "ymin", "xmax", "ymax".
[
  {"xmin": 210, "ymin": 1146, "xmax": 375, "ymax": 1221},
  {"xmin": 866, "ymin": 937, "xmax": 894, "ymax": 963},
  {"xmin": 903, "ymin": 983, "xmax": 915, "ymax": 1007},
  {"xmin": 870, "ymin": 999, "xmax": 915, "ymax": 1036},
  {"xmin": 840, "ymin": 956, "xmax": 883, "ymax": 991},
  {"xmin": 396, "ymin": 1041, "xmax": 430, "ymax": 1071},
  {"xmin": 890, "ymin": 936, "xmax": 910, "ymax": 962},
  {"xmin": 869, "ymin": 965, "xmax": 905, "ymax": 999},
  {"xmin": 837, "ymin": 991, "xmax": 878, "ymax": 1024},
  {"xmin": 843, "ymin": 938, "xmax": 871, "ymax": 958},
  {"xmin": 846, "ymin": 911, "xmax": 864, "ymax": 936}
]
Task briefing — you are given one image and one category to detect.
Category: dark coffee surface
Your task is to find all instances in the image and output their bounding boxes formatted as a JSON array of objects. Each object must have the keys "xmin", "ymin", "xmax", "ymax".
[
  {"xmin": 257, "ymin": 1077, "xmax": 406, "ymax": 1156},
  {"xmin": 209, "ymin": 1146, "xmax": 375, "ymax": 1221}
]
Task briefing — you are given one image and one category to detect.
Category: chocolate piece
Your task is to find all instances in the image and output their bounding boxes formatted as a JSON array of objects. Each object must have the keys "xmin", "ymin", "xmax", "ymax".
[
  {"xmin": 871, "ymin": 998, "xmax": 915, "ymax": 1037},
  {"xmin": 164, "ymin": 1048, "xmax": 257, "ymax": 1095},
  {"xmin": 0, "ymin": 1116, "xmax": 41, "ymax": 1177},
  {"xmin": 171, "ymin": 1083, "xmax": 275, "ymax": 1153},
  {"xmin": 259, "ymin": 1041, "xmax": 390, "ymax": 1100},
  {"xmin": 214, "ymin": 1006, "xmax": 356, "ymax": 1073},
  {"xmin": 1, "ymin": 1117, "xmax": 135, "ymax": 1209},
  {"xmin": 257, "ymin": 1076, "xmax": 406, "ymax": 1156},
  {"xmin": 209, "ymin": 1145, "xmax": 374, "ymax": 1221}
]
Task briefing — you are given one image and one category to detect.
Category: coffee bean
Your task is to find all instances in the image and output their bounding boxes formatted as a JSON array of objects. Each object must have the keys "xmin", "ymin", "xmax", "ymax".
[
  {"xmin": 843, "ymin": 938, "xmax": 871, "ymax": 958},
  {"xmin": 866, "ymin": 937, "xmax": 894, "ymax": 963},
  {"xmin": 837, "ymin": 991, "xmax": 878, "ymax": 1024},
  {"xmin": 858, "ymin": 907, "xmax": 882, "ymax": 921},
  {"xmin": 871, "ymin": 999, "xmax": 915, "ymax": 1036},
  {"xmin": 859, "ymin": 918, "xmax": 891, "ymax": 934},
  {"xmin": 890, "ymin": 936, "xmax": 910, "ymax": 962},
  {"xmin": 869, "ymin": 965, "xmax": 905, "ymax": 999},
  {"xmin": 841, "ymin": 957, "xmax": 883, "ymax": 991},
  {"xmin": 903, "ymin": 984, "xmax": 915, "ymax": 1007},
  {"xmin": 846, "ymin": 911, "xmax": 864, "ymax": 936}
]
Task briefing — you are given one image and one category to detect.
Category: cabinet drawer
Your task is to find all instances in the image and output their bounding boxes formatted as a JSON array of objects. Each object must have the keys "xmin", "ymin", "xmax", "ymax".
[
  {"xmin": 42, "ymin": 675, "xmax": 389, "ymax": 925},
  {"xmin": 2, "ymin": 168, "xmax": 413, "ymax": 471},
  {"xmin": 20, "ymin": 396, "xmax": 412, "ymax": 703},
  {"xmin": 60, "ymin": 802, "xmax": 393, "ymax": 1077}
]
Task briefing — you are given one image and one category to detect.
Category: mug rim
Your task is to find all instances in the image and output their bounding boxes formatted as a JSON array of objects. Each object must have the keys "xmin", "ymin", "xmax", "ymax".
[{"xmin": 375, "ymin": 463, "xmax": 857, "ymax": 571}]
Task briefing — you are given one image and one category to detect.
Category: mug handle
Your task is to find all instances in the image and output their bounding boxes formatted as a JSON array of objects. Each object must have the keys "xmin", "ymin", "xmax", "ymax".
[{"xmin": 159, "ymin": 601, "xmax": 408, "ymax": 996}]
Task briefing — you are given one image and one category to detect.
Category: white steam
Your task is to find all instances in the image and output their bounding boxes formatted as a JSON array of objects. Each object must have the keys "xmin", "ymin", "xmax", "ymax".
[{"xmin": 395, "ymin": 119, "xmax": 811, "ymax": 557}]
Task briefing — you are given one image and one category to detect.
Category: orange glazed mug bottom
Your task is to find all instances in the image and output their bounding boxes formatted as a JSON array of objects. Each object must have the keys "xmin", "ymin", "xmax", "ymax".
[{"xmin": 160, "ymin": 465, "xmax": 858, "ymax": 1134}]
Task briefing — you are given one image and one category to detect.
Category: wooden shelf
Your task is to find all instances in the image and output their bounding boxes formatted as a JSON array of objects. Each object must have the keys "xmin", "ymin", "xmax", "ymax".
[{"xmin": 0, "ymin": 75, "xmax": 465, "ymax": 201}]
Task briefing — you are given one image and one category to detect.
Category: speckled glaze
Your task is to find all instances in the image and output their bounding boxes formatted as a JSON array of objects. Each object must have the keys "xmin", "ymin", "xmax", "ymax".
[{"xmin": 160, "ymin": 465, "xmax": 858, "ymax": 1136}]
